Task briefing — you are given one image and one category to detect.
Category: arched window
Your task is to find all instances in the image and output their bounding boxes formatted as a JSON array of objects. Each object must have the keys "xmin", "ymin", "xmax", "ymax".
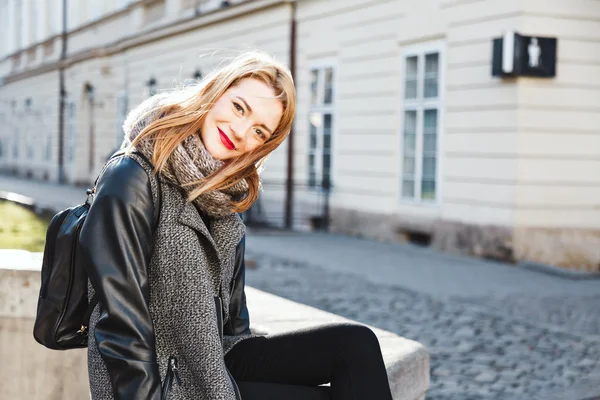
[
  {"xmin": 193, "ymin": 69, "xmax": 202, "ymax": 81},
  {"xmin": 147, "ymin": 77, "xmax": 157, "ymax": 97}
]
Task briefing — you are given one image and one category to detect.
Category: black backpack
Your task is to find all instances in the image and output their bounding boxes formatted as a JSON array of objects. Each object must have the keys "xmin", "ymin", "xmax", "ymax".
[{"xmin": 33, "ymin": 150, "xmax": 160, "ymax": 350}]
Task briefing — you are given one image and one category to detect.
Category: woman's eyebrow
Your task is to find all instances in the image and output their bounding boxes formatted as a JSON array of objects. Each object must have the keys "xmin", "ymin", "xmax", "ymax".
[{"xmin": 236, "ymin": 96, "xmax": 274, "ymax": 136}]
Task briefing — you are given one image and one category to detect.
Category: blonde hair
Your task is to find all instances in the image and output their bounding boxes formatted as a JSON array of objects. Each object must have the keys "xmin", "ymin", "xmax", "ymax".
[{"xmin": 128, "ymin": 51, "xmax": 296, "ymax": 213}]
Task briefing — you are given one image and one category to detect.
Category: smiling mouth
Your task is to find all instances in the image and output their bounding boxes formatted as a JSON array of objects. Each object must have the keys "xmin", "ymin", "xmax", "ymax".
[{"xmin": 218, "ymin": 127, "xmax": 235, "ymax": 150}]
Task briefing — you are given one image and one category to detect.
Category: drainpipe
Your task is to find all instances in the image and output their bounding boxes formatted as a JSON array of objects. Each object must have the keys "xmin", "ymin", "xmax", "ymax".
[
  {"xmin": 284, "ymin": 0, "xmax": 296, "ymax": 229},
  {"xmin": 57, "ymin": 0, "xmax": 67, "ymax": 183},
  {"xmin": 85, "ymin": 83, "xmax": 95, "ymax": 174}
]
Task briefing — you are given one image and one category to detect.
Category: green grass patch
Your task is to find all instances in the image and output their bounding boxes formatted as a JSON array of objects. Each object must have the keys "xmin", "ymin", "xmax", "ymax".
[{"xmin": 0, "ymin": 201, "xmax": 49, "ymax": 252}]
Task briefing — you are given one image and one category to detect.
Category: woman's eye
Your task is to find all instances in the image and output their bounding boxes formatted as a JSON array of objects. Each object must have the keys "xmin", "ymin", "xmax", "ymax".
[
  {"xmin": 233, "ymin": 102, "xmax": 244, "ymax": 115},
  {"xmin": 255, "ymin": 129, "xmax": 266, "ymax": 140}
]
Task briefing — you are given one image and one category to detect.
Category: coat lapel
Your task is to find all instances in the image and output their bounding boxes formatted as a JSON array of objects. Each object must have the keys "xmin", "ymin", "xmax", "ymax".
[
  {"xmin": 177, "ymin": 200, "xmax": 246, "ymax": 266},
  {"xmin": 178, "ymin": 200, "xmax": 219, "ymax": 256},
  {"xmin": 210, "ymin": 213, "xmax": 246, "ymax": 259}
]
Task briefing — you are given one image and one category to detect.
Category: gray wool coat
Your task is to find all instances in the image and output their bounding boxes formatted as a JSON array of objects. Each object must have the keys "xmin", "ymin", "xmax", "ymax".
[{"xmin": 84, "ymin": 153, "xmax": 254, "ymax": 399}]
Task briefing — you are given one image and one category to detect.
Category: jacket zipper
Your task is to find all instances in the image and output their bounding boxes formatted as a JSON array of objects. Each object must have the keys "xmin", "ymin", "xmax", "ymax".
[
  {"xmin": 160, "ymin": 297, "xmax": 242, "ymax": 399},
  {"xmin": 161, "ymin": 356, "xmax": 181, "ymax": 399}
]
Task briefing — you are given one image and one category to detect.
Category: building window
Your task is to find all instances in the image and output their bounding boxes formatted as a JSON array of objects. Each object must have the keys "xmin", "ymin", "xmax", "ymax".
[
  {"xmin": 26, "ymin": 138, "xmax": 34, "ymax": 159},
  {"xmin": 308, "ymin": 65, "xmax": 335, "ymax": 189},
  {"xmin": 12, "ymin": 125, "xmax": 19, "ymax": 159},
  {"xmin": 91, "ymin": 1, "xmax": 103, "ymax": 20},
  {"xmin": 45, "ymin": 133, "xmax": 52, "ymax": 161},
  {"xmin": 30, "ymin": 2, "xmax": 38, "ymax": 44},
  {"xmin": 0, "ymin": 112, "xmax": 5, "ymax": 159},
  {"xmin": 24, "ymin": 99, "xmax": 34, "ymax": 160},
  {"xmin": 144, "ymin": 0, "xmax": 166, "ymax": 24},
  {"xmin": 401, "ymin": 43, "xmax": 443, "ymax": 202},
  {"xmin": 193, "ymin": 69, "xmax": 203, "ymax": 81},
  {"xmin": 44, "ymin": 104, "xmax": 53, "ymax": 161},
  {"xmin": 46, "ymin": 1, "xmax": 57, "ymax": 36},
  {"xmin": 116, "ymin": 91, "xmax": 128, "ymax": 147},
  {"xmin": 147, "ymin": 77, "xmax": 158, "ymax": 97},
  {"xmin": 66, "ymin": 101, "xmax": 76, "ymax": 163},
  {"xmin": 11, "ymin": 101, "xmax": 18, "ymax": 159}
]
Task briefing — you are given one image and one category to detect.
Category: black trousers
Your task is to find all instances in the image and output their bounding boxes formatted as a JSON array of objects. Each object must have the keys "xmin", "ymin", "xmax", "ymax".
[{"xmin": 225, "ymin": 323, "xmax": 394, "ymax": 400}]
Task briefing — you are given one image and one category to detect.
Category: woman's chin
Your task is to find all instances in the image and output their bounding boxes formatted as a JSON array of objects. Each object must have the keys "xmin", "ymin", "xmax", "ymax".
[{"xmin": 205, "ymin": 143, "xmax": 231, "ymax": 161}]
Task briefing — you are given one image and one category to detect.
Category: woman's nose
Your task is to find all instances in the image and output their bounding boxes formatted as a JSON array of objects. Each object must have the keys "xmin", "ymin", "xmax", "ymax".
[{"xmin": 230, "ymin": 121, "xmax": 249, "ymax": 143}]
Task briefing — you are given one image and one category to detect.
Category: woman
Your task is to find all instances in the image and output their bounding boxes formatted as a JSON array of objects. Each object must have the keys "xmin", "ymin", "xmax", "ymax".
[{"xmin": 81, "ymin": 51, "xmax": 393, "ymax": 400}]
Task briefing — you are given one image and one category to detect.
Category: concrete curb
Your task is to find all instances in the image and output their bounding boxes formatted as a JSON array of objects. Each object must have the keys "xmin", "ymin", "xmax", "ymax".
[
  {"xmin": 0, "ymin": 190, "xmax": 35, "ymax": 208},
  {"xmin": 0, "ymin": 176, "xmax": 85, "ymax": 214},
  {"xmin": 0, "ymin": 190, "xmax": 58, "ymax": 220}
]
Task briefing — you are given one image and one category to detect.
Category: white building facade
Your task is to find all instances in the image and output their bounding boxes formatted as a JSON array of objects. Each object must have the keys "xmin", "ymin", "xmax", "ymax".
[{"xmin": 1, "ymin": 0, "xmax": 599, "ymax": 271}]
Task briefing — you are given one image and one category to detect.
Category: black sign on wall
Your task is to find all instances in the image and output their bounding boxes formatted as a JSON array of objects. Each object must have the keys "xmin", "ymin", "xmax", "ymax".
[{"xmin": 492, "ymin": 32, "xmax": 557, "ymax": 78}]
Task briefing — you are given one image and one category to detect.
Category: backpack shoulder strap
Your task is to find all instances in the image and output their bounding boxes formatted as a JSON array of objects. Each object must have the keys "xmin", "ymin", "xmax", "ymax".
[
  {"xmin": 90, "ymin": 149, "xmax": 161, "ymax": 229},
  {"xmin": 126, "ymin": 151, "xmax": 162, "ymax": 230}
]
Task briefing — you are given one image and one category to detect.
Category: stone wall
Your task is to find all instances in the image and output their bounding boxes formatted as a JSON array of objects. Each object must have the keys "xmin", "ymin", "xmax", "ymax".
[
  {"xmin": 329, "ymin": 206, "xmax": 600, "ymax": 272},
  {"xmin": 432, "ymin": 220, "xmax": 514, "ymax": 263},
  {"xmin": 513, "ymin": 227, "xmax": 600, "ymax": 272},
  {"xmin": 0, "ymin": 267, "xmax": 89, "ymax": 399},
  {"xmin": 330, "ymin": 206, "xmax": 436, "ymax": 244}
]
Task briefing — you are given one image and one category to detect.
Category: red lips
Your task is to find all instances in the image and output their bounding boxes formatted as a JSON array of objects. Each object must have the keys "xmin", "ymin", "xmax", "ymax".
[{"xmin": 218, "ymin": 128, "xmax": 235, "ymax": 150}]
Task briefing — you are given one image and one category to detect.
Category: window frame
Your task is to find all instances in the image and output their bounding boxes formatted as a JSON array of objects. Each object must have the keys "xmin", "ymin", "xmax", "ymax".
[
  {"xmin": 307, "ymin": 60, "xmax": 337, "ymax": 192},
  {"xmin": 399, "ymin": 40, "xmax": 445, "ymax": 205}
]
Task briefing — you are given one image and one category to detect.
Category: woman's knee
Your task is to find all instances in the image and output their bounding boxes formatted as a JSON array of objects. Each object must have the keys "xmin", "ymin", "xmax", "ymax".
[{"xmin": 329, "ymin": 323, "xmax": 380, "ymax": 350}]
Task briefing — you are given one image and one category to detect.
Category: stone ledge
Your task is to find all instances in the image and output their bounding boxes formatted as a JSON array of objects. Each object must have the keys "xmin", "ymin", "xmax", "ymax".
[
  {"xmin": 0, "ymin": 190, "xmax": 36, "ymax": 208},
  {"xmin": 1, "ymin": 262, "xmax": 430, "ymax": 400},
  {"xmin": 246, "ymin": 287, "xmax": 430, "ymax": 400}
]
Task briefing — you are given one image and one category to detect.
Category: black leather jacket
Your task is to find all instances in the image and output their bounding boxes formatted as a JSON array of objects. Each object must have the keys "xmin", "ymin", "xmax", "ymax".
[{"xmin": 80, "ymin": 156, "xmax": 251, "ymax": 399}]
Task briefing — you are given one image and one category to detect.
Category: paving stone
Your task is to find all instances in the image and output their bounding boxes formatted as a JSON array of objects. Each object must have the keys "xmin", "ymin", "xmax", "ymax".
[
  {"xmin": 578, "ymin": 358, "xmax": 597, "ymax": 368},
  {"xmin": 460, "ymin": 366, "xmax": 481, "ymax": 377},
  {"xmin": 489, "ymin": 382, "xmax": 506, "ymax": 392},
  {"xmin": 512, "ymin": 324, "xmax": 528, "ymax": 335},
  {"xmin": 454, "ymin": 326, "xmax": 476, "ymax": 338},
  {"xmin": 473, "ymin": 370, "xmax": 498, "ymax": 383},
  {"xmin": 454, "ymin": 342, "xmax": 475, "ymax": 353}
]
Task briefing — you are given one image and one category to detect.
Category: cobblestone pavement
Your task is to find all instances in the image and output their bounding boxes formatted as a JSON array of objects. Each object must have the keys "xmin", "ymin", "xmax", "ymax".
[
  {"xmin": 245, "ymin": 251, "xmax": 600, "ymax": 400},
  {"xmin": 454, "ymin": 294, "xmax": 600, "ymax": 338}
]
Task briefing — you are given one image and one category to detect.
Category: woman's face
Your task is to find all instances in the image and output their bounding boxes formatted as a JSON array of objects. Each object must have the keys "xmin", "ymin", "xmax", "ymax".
[{"xmin": 201, "ymin": 78, "xmax": 283, "ymax": 160}]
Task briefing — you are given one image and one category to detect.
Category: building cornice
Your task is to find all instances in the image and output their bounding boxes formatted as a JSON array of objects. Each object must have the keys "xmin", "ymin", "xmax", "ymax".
[
  {"xmin": 3, "ymin": 0, "xmax": 290, "ymax": 85},
  {"xmin": 2, "ymin": 1, "xmax": 137, "ymax": 62}
]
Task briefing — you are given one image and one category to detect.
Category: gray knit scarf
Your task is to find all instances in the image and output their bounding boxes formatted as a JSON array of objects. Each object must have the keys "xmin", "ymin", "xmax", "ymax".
[{"xmin": 121, "ymin": 94, "xmax": 249, "ymax": 218}]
